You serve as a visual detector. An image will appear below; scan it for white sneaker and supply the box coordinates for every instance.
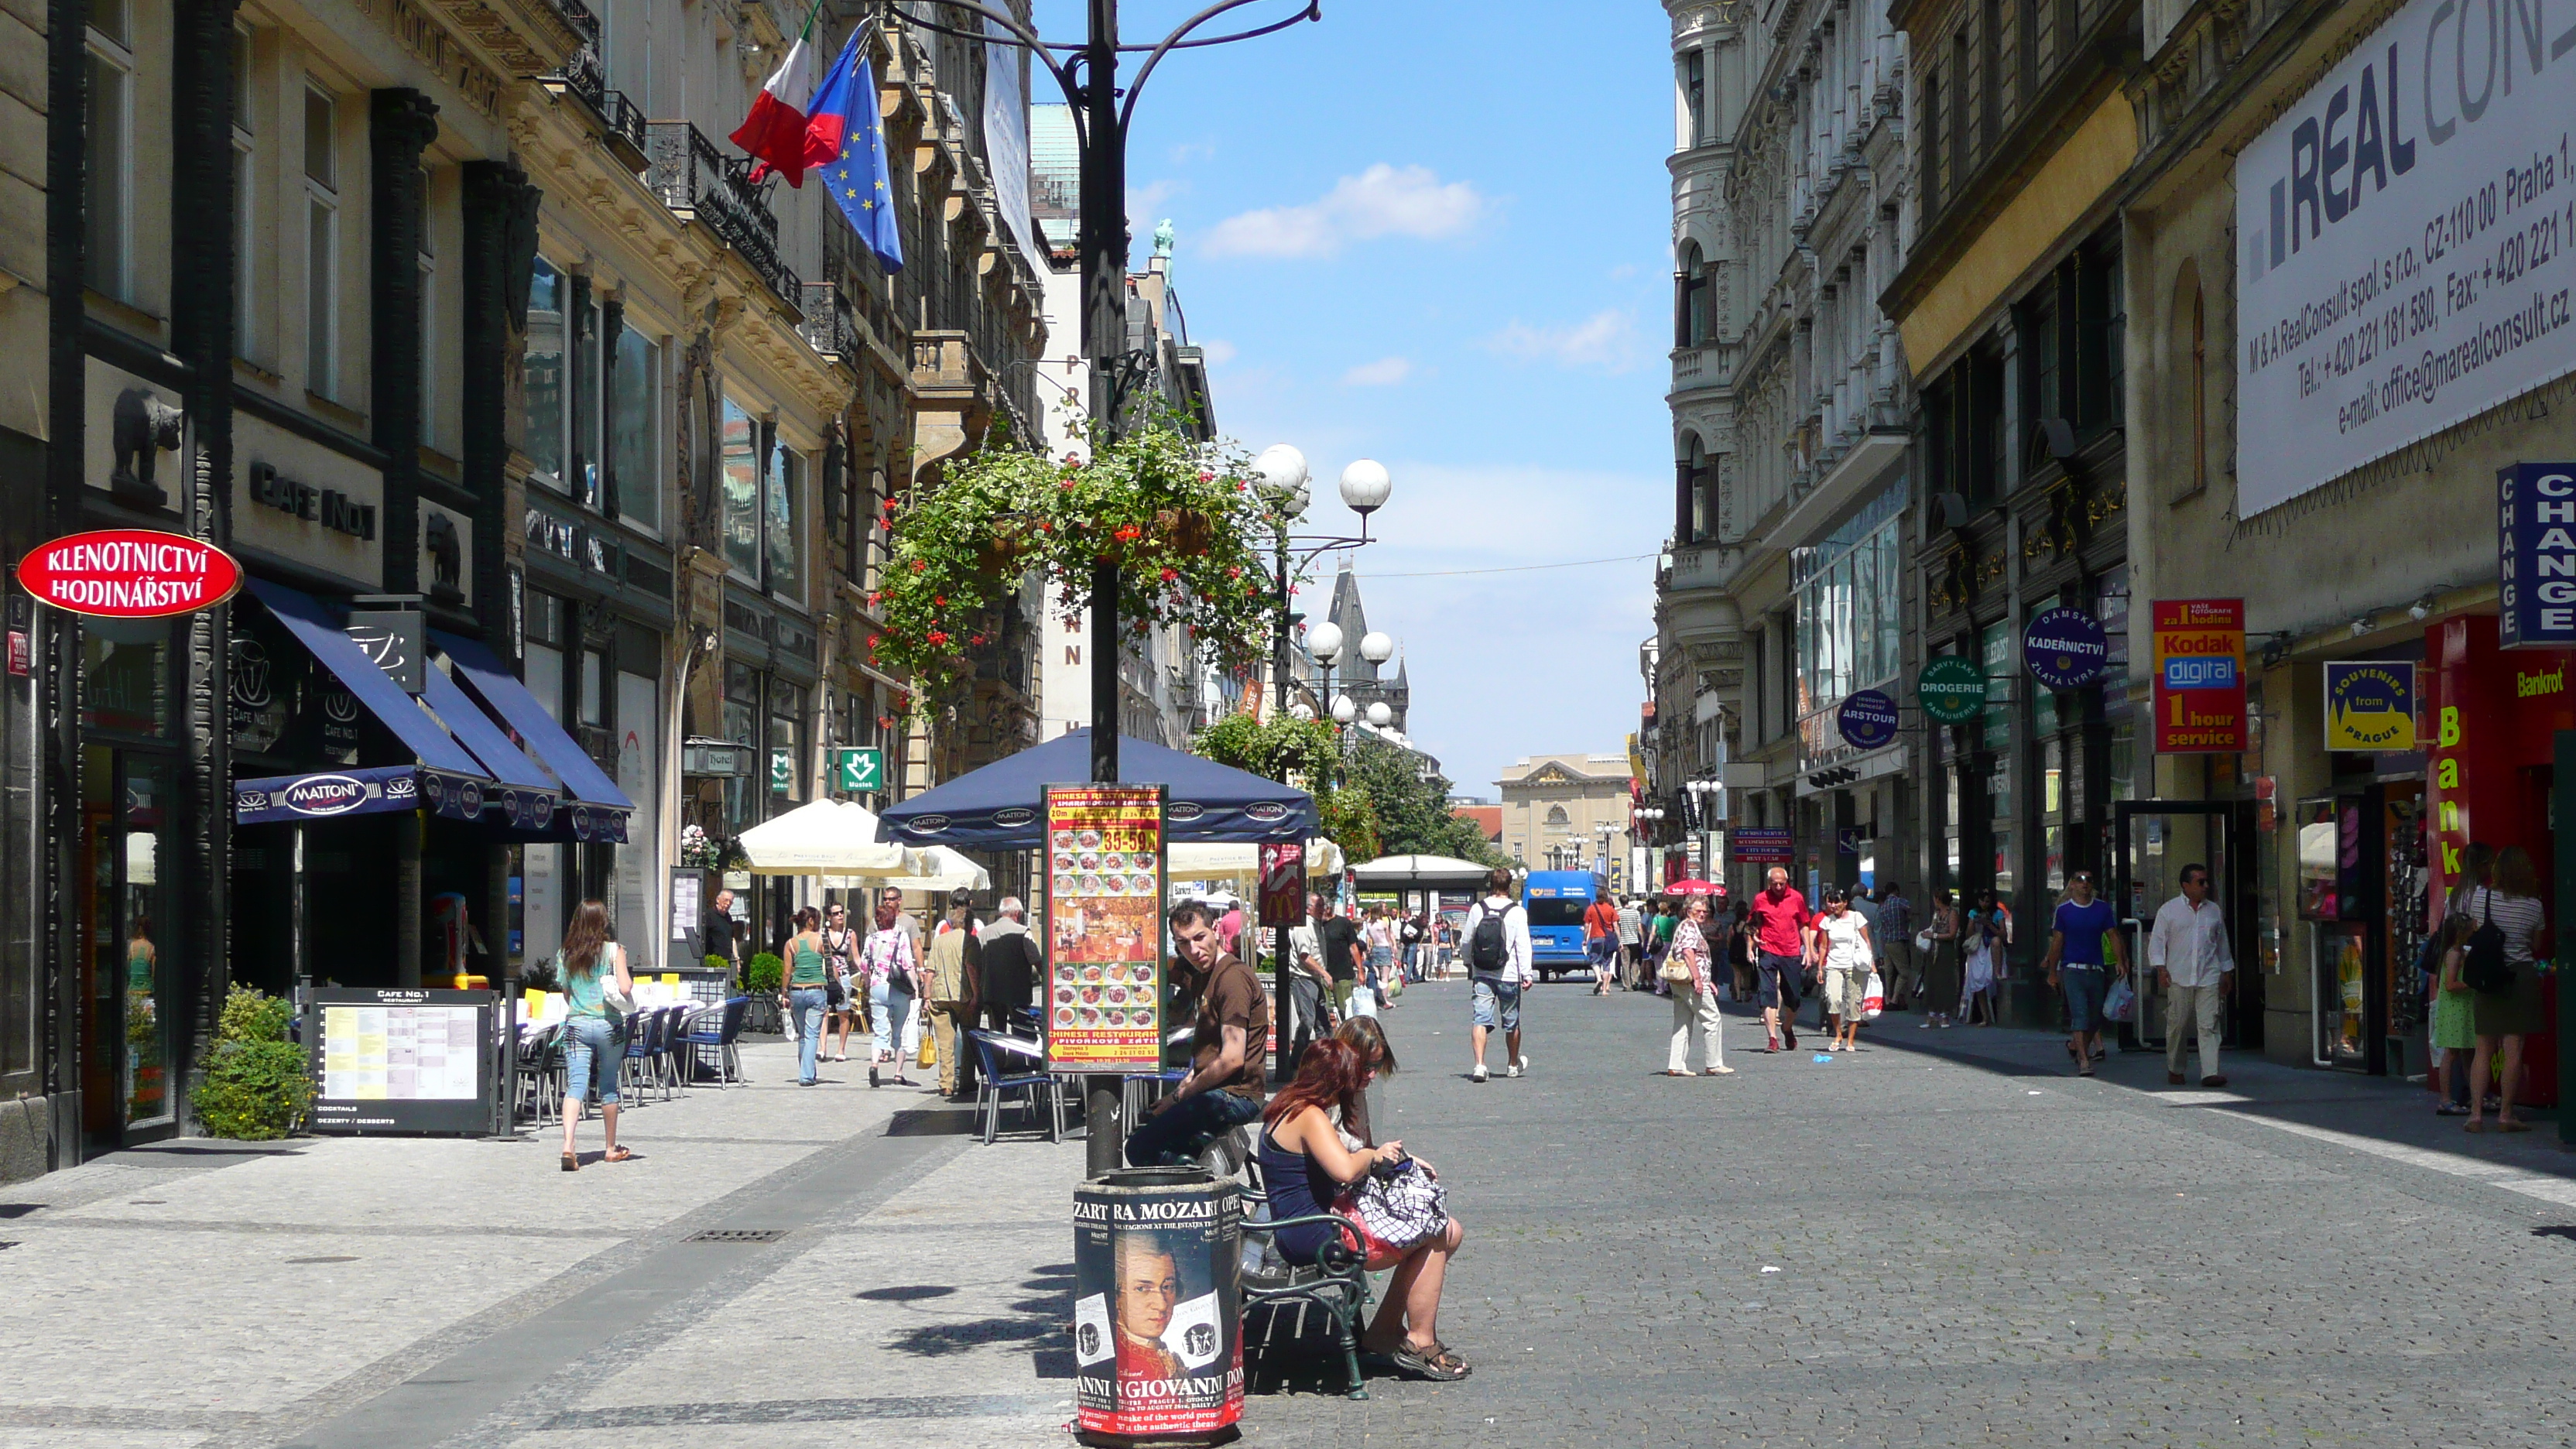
[1507,1057,1526,1078]
[1471,1064,1488,1082]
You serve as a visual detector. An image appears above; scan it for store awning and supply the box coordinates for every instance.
[432,630,635,843]
[420,663,560,831]
[240,581,495,823]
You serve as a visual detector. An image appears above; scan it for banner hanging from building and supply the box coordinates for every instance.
[2498,462,2576,648]
[2232,0,2576,517]
[1256,841,1304,926]
[2323,659,2419,750]
[2152,598,2247,752]
[1044,784,1166,1076]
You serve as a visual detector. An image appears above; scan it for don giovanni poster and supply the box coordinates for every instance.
[2234,0,2576,516]
[1072,1184,1244,1441]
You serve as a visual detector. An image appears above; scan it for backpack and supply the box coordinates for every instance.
[1468,901,1514,976]
[2461,890,2513,994]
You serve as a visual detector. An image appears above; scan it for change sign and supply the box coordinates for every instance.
[2152,598,2246,752]
[2498,462,2576,649]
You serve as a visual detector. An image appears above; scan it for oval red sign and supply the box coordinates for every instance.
[15,529,245,618]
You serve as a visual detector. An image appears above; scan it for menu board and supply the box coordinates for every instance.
[307,988,496,1135]
[1045,784,1166,1075]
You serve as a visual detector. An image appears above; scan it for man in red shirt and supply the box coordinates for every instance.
[1744,865,1812,1052]
[1582,896,1622,995]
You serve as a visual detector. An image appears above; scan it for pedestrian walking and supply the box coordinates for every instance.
[1362,906,1398,1009]
[1646,897,1679,996]
[1319,899,1363,1019]
[777,906,831,1087]
[1811,887,1873,1053]
[1662,896,1735,1076]
[924,889,983,1101]
[1461,867,1533,1082]
[1400,911,1427,984]
[820,902,862,1064]
[1285,895,1338,1067]
[554,899,633,1170]
[2427,909,2479,1115]
[1745,866,1810,1053]
[1125,902,1269,1166]
[1255,1038,1469,1381]
[1920,888,1962,1028]
[860,895,920,1088]
[1616,896,1645,990]
[1960,889,2009,1026]
[1875,882,1916,1010]
[2147,863,2232,1086]
[2461,844,2549,1133]
[2039,871,2123,1076]
[1728,897,1758,1002]
[1584,893,1622,995]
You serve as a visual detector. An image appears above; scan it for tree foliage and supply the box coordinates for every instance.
[1345,736,1510,868]
[1190,712,1380,861]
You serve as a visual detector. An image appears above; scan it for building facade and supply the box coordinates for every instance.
[2,0,1045,1179]
[1499,753,1637,874]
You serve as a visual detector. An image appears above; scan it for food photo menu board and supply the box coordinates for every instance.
[1045,784,1166,1075]
[306,988,497,1135]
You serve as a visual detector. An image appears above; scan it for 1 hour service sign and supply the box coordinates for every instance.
[1045,784,1166,1076]
[2153,598,2247,752]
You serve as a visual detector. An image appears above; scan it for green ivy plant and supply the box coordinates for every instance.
[190,985,313,1141]
[1191,713,1382,862]
[871,413,1291,694]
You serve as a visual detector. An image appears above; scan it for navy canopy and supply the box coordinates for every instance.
[876,729,1316,848]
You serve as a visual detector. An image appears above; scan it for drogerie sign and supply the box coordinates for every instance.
[16,529,244,618]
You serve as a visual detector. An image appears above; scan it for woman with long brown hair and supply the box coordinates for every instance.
[555,899,633,1171]
[2463,844,2550,1132]
[779,906,830,1087]
[1254,1038,1468,1381]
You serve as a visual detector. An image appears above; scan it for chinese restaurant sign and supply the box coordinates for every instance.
[17,529,242,617]
[2152,598,2246,752]
[1045,784,1166,1076]
[2323,659,2417,751]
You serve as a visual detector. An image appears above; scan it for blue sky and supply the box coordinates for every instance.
[1028,0,1677,796]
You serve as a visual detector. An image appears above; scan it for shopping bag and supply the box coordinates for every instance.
[917,1028,938,1068]
[1862,971,1886,1020]
[2103,976,2137,1023]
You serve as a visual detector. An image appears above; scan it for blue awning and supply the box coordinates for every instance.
[420,663,560,831]
[236,765,434,824]
[877,728,1316,848]
[432,630,634,842]
[243,581,497,823]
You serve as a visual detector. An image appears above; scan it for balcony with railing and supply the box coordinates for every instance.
[800,283,861,363]
[646,122,803,317]
[541,43,648,172]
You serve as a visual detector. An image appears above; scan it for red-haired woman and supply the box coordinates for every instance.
[1255,1038,1468,1381]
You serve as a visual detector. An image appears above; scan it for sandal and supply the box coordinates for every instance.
[1704,1066,1735,1075]
[1389,1342,1468,1382]
[601,1146,634,1163]
[2499,1120,2533,1133]
[560,1153,579,1173]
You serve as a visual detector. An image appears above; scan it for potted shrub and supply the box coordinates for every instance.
[191,985,315,1140]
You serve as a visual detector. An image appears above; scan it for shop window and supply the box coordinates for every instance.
[525,259,566,488]
[611,328,662,532]
[580,648,607,728]
[720,399,761,581]
[1678,433,1711,543]
[2078,245,2123,430]
[232,26,256,361]
[82,619,170,738]
[303,84,338,399]
[1980,619,2012,752]
[767,446,803,601]
[1680,48,1706,148]
[723,661,759,828]
[1677,242,1712,348]
[769,681,804,802]
[573,287,602,507]
[86,12,133,300]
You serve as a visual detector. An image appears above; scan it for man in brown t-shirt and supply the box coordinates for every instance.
[1124,901,1270,1168]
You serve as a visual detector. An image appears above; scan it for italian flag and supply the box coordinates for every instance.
[731,36,817,187]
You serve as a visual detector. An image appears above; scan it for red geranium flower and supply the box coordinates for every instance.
[912,560,927,573]
[927,631,949,646]
[1160,567,1178,582]
[1115,526,1141,542]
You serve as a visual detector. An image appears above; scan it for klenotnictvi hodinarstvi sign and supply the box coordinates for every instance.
[2233,0,2575,517]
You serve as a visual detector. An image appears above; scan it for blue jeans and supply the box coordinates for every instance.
[1125,1088,1266,1168]
[2060,967,2108,1033]
[871,979,915,1065]
[564,1016,623,1105]
[790,986,828,1084]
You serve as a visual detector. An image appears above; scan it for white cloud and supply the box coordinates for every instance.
[1483,310,1642,374]
[1197,339,1238,367]
[1203,165,1488,259]
[1340,356,1413,387]
[1127,179,1182,221]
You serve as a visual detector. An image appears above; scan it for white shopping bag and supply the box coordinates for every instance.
[1862,971,1886,1019]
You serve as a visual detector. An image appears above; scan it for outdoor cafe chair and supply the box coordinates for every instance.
[967,1030,1071,1145]
[681,998,751,1088]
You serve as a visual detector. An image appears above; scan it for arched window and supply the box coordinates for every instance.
[1676,243,1711,348]
[1545,804,1570,827]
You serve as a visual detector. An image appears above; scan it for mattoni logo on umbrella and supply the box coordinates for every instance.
[994,807,1035,827]
[284,775,372,817]
[1166,801,1207,821]
[911,814,951,834]
[1245,802,1286,823]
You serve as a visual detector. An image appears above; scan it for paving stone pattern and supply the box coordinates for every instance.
[4,997,2576,1447]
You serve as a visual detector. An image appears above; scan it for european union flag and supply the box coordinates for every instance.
[810,38,903,275]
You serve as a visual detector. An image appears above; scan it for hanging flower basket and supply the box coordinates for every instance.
[874,413,1291,693]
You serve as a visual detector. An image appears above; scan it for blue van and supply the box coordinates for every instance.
[1521,871,1599,981]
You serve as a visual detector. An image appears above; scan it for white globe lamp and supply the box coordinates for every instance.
[1254,444,1312,515]
[1331,695,1357,724]
[1358,630,1395,665]
[1303,621,1344,663]
[1338,460,1392,515]
[1365,701,1392,727]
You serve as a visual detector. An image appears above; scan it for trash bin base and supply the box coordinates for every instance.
[1074,1426,1243,1449]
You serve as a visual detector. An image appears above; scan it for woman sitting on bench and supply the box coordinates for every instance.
[1255,1038,1469,1381]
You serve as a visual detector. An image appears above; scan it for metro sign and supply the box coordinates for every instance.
[16,529,243,618]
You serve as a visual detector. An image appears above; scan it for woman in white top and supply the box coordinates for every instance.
[1810,886,1875,1053]
[2462,844,2550,1133]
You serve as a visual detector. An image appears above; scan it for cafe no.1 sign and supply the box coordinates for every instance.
[16,529,243,617]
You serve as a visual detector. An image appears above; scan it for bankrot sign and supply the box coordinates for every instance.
[16,529,242,618]
[2152,598,2246,752]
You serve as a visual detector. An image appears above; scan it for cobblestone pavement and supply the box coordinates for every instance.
[6,991,2576,1449]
